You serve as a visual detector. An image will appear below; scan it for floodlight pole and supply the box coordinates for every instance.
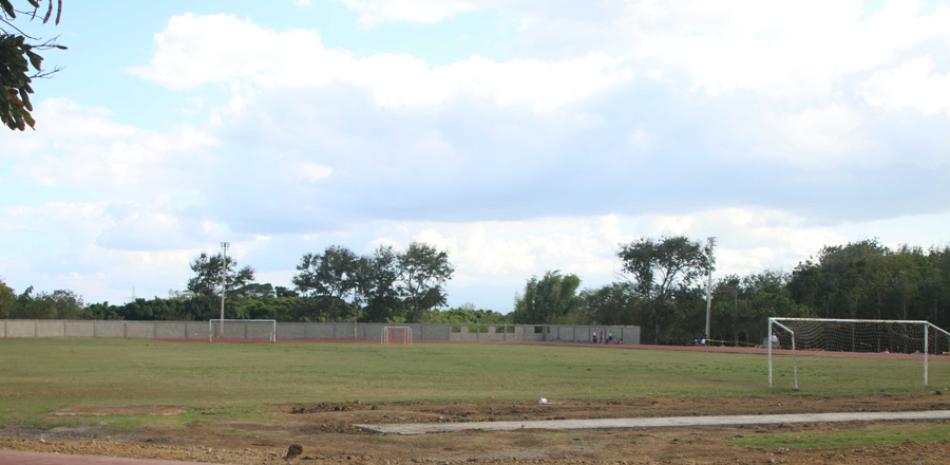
[704,237,716,340]
[219,242,229,337]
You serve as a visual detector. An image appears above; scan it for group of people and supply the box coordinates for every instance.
[591,330,616,344]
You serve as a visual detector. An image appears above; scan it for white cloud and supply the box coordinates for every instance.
[342,0,475,25]
[776,104,869,162]
[4,99,217,191]
[324,0,950,103]
[132,14,633,112]
[859,55,950,115]
[364,207,846,290]
[298,162,334,182]
[613,1,950,99]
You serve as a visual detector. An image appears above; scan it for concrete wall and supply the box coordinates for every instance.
[0,319,640,344]
[65,321,94,337]
[186,322,208,339]
[125,322,155,338]
[5,320,37,337]
[155,322,187,339]
[94,321,125,337]
[277,322,306,339]
[35,320,65,337]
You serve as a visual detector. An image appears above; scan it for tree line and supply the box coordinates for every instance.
[0,241,506,325]
[510,238,950,345]
[2,238,949,343]
[82,242,462,323]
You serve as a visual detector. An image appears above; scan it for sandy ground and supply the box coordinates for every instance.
[2,394,949,464]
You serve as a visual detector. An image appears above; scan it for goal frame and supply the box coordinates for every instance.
[768,317,950,389]
[381,325,413,345]
[208,318,277,343]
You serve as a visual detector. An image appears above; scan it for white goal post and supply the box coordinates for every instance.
[768,317,950,389]
[209,319,277,343]
[381,325,413,345]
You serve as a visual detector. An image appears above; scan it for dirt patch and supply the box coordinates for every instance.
[286,393,950,424]
[53,406,186,417]
[5,394,950,464]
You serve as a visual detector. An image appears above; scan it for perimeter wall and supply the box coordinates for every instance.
[0,320,640,344]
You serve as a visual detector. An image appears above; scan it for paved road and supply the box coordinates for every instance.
[357,409,950,435]
[0,450,222,465]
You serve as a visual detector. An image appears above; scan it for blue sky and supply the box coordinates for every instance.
[2,0,950,311]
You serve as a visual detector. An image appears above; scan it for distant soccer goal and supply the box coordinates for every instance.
[382,326,413,345]
[768,317,950,389]
[209,319,277,343]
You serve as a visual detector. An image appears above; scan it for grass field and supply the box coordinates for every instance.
[1,338,947,427]
[1,338,949,464]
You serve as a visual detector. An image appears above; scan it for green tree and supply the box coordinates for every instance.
[617,236,710,343]
[425,304,509,325]
[187,252,255,299]
[581,282,640,325]
[0,279,15,318]
[358,246,402,322]
[397,242,454,322]
[1,0,64,130]
[512,270,582,324]
[293,245,361,320]
[10,285,83,319]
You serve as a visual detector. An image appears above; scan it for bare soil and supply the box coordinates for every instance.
[3,394,950,464]
[53,407,186,417]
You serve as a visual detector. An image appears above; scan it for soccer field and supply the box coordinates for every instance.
[1,338,948,464]
[1,338,947,422]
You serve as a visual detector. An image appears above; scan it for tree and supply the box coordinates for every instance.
[581,282,640,325]
[357,246,403,322]
[0,278,16,318]
[186,252,255,299]
[1,0,65,130]
[10,285,83,319]
[425,304,509,325]
[617,236,710,343]
[397,242,454,322]
[512,270,582,324]
[293,245,361,320]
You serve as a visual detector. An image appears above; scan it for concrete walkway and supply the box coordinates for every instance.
[357,409,950,435]
[0,450,220,465]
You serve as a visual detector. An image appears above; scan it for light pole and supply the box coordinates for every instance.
[219,241,229,336]
[704,236,716,341]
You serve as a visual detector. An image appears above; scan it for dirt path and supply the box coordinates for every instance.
[0,450,223,465]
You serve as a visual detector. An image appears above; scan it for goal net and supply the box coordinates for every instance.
[209,319,277,343]
[768,317,950,389]
[381,326,413,345]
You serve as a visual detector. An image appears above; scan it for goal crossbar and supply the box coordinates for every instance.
[209,319,277,343]
[768,317,949,389]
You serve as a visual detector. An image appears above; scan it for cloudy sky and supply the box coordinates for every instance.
[2,0,949,311]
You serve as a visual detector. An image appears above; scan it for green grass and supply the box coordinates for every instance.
[0,338,947,430]
[731,423,950,449]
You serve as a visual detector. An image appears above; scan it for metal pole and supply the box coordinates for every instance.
[791,331,799,390]
[704,237,716,339]
[924,323,929,386]
[768,318,773,388]
[219,242,229,337]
